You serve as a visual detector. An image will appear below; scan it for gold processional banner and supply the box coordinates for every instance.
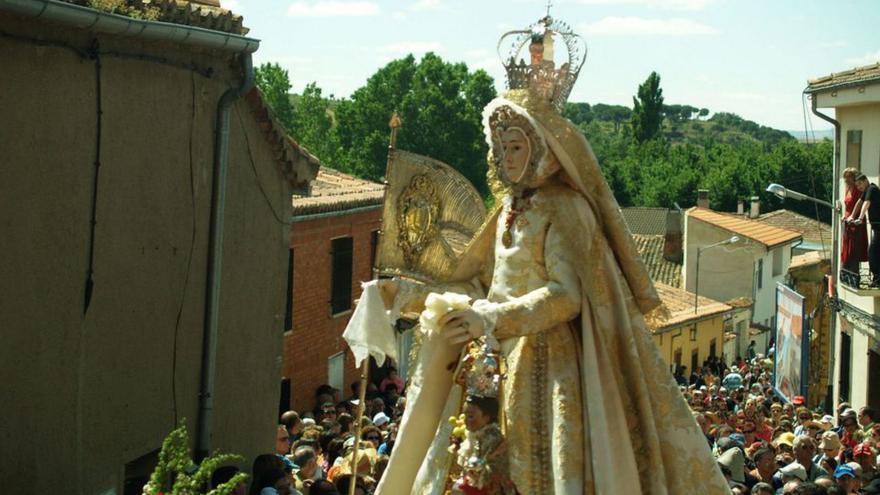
[375,149,487,284]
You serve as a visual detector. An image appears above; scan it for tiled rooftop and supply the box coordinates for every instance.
[650,282,733,332]
[688,207,802,248]
[244,88,320,193]
[789,250,830,270]
[621,207,670,236]
[754,210,831,246]
[807,62,880,93]
[61,0,248,35]
[632,234,682,288]
[292,167,384,216]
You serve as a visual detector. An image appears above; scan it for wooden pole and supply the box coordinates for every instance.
[349,359,370,495]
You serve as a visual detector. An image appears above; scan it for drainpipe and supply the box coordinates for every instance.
[808,91,840,412]
[196,53,255,461]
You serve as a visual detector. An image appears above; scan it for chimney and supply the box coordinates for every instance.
[663,208,683,263]
[749,196,760,219]
[737,199,744,215]
[697,189,710,209]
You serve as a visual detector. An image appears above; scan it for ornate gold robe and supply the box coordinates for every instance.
[375,92,730,495]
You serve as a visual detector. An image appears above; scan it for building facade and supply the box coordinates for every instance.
[650,283,736,373]
[283,168,384,414]
[683,205,802,358]
[0,2,320,492]
[806,63,880,413]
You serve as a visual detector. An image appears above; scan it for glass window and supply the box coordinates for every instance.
[756,259,764,290]
[328,352,344,394]
[330,237,353,314]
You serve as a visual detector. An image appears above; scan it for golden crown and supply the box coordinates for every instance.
[498,15,587,111]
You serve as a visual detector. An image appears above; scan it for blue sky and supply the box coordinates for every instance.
[229,0,880,132]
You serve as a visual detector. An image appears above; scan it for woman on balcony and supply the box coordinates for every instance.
[842,167,868,281]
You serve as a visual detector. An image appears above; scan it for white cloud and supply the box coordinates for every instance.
[410,0,441,11]
[845,49,880,68]
[286,1,378,17]
[378,41,444,54]
[391,10,407,20]
[577,0,713,11]
[582,16,719,36]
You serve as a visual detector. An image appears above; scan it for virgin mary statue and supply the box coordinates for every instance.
[373,15,730,495]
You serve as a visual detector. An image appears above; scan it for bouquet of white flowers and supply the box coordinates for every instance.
[419,291,472,334]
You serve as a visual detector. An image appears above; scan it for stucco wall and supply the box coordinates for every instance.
[0,15,290,494]
[653,316,725,373]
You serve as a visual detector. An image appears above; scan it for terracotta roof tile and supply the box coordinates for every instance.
[622,207,670,235]
[62,0,249,35]
[807,62,880,94]
[650,282,733,332]
[243,88,320,193]
[633,234,682,288]
[292,167,384,216]
[754,210,831,246]
[789,250,829,270]
[688,207,802,248]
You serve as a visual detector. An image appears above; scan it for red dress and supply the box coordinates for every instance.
[842,186,869,266]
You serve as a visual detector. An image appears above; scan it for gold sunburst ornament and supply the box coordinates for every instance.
[397,174,441,268]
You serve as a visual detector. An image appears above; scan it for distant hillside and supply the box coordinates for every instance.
[563,102,794,146]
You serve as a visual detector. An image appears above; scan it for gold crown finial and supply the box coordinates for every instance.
[497,14,587,111]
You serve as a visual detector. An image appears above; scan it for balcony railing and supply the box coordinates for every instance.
[840,266,880,292]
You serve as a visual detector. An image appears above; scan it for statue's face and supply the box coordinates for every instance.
[500,128,530,184]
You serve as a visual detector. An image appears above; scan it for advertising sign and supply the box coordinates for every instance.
[774,284,808,403]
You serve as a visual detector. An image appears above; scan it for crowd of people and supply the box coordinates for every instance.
[203,354,880,495]
[214,368,406,495]
[679,354,880,494]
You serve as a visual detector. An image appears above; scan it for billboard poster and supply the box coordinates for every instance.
[774,283,808,403]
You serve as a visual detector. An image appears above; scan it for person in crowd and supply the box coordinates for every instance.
[337,413,354,435]
[792,435,829,482]
[254,468,297,495]
[292,445,322,493]
[308,479,340,495]
[251,454,287,495]
[834,464,858,494]
[778,461,808,486]
[360,425,383,449]
[794,408,813,436]
[860,407,878,433]
[871,424,880,449]
[319,402,338,423]
[854,173,880,286]
[281,411,304,444]
[840,409,865,449]
[751,444,781,490]
[750,481,774,494]
[379,367,405,394]
[840,167,868,276]
[210,465,247,495]
[372,411,391,431]
[378,422,398,455]
[275,425,298,473]
[383,383,401,413]
[333,474,368,495]
[853,442,876,482]
[816,431,842,465]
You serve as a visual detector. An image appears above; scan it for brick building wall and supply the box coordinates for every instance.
[283,206,382,413]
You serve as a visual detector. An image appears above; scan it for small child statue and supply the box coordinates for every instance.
[449,341,518,495]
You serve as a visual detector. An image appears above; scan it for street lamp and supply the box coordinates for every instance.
[766,183,835,210]
[694,235,740,313]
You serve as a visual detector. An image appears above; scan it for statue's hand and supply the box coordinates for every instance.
[438,309,483,345]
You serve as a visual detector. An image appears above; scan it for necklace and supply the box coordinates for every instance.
[501,189,536,248]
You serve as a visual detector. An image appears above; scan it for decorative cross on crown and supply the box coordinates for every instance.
[497,15,587,111]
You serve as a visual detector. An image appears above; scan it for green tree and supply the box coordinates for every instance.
[563,102,593,126]
[631,71,665,143]
[331,53,496,193]
[254,62,295,129]
[290,82,336,162]
[698,108,709,119]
